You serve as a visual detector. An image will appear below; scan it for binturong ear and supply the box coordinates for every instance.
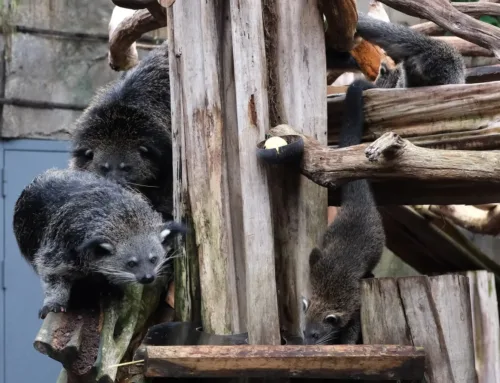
[309,247,323,268]
[77,237,114,257]
[160,221,188,244]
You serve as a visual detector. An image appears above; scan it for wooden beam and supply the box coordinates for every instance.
[378,0,500,59]
[230,0,280,345]
[327,82,500,149]
[144,345,426,379]
[466,271,500,383]
[263,0,327,338]
[467,65,500,83]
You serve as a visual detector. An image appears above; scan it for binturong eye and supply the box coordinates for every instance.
[150,256,158,264]
[324,314,340,326]
[127,260,138,268]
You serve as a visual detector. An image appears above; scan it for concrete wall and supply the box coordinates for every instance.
[0,0,165,140]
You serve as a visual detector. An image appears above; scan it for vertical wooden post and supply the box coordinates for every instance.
[263,0,328,337]
[361,275,477,383]
[229,0,281,345]
[167,1,241,334]
[466,271,500,383]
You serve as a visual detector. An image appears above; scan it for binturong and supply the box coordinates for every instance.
[302,79,385,345]
[356,13,466,88]
[13,169,185,319]
[70,41,174,220]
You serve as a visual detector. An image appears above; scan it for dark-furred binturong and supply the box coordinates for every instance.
[356,14,466,88]
[70,41,174,221]
[303,79,385,345]
[13,168,185,319]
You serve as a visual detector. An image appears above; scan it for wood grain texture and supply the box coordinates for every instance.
[433,36,493,57]
[168,0,239,334]
[229,0,280,345]
[378,0,500,59]
[465,271,500,383]
[362,276,477,383]
[327,82,500,150]
[144,345,425,379]
[167,6,201,325]
[263,0,327,339]
[429,275,477,383]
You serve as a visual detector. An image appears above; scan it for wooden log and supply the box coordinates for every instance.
[327,82,500,148]
[467,65,500,83]
[263,0,327,339]
[229,0,280,345]
[377,0,500,59]
[269,125,500,190]
[144,345,426,379]
[168,1,240,334]
[465,271,500,383]
[361,276,478,383]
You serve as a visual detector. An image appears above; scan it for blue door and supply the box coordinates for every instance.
[1,139,70,383]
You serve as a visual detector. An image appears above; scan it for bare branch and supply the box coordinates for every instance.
[422,204,500,235]
[319,0,358,51]
[108,7,166,71]
[378,0,500,59]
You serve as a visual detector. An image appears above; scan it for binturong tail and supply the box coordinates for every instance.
[356,13,437,61]
[338,79,377,208]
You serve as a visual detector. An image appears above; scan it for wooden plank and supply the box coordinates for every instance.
[229,0,280,345]
[429,275,477,383]
[168,0,240,333]
[166,4,201,325]
[465,271,500,383]
[327,82,500,148]
[144,345,425,379]
[362,276,479,383]
[263,0,327,338]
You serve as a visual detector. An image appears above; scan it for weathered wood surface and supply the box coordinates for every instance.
[263,0,327,339]
[467,65,500,83]
[168,1,240,334]
[361,276,478,383]
[270,125,500,193]
[144,345,425,379]
[380,206,500,277]
[230,0,280,345]
[327,82,500,149]
[466,271,500,383]
[378,0,500,58]
[166,6,201,325]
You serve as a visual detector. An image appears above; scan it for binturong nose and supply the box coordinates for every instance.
[139,274,155,284]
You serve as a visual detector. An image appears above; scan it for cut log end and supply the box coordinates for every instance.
[365,132,406,162]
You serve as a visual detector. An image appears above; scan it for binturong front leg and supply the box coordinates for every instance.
[39,275,72,319]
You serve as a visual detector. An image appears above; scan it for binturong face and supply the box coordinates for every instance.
[79,222,186,285]
[302,296,348,345]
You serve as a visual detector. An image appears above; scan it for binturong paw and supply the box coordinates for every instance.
[38,302,67,319]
